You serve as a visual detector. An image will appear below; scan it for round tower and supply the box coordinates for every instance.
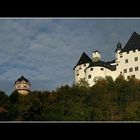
[92,50,101,62]
[14,75,31,95]
[117,42,122,50]
[115,42,122,63]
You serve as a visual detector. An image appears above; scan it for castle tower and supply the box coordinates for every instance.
[92,50,101,62]
[14,75,31,95]
[115,42,122,63]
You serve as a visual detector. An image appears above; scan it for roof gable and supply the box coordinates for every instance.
[74,52,92,69]
[15,75,30,85]
[121,32,140,52]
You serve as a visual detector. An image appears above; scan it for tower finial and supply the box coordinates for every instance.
[117,42,122,49]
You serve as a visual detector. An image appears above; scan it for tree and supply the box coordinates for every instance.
[76,78,90,88]
[0,91,9,107]
[9,91,19,104]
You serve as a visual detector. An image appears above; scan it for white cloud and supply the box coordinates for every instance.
[0,18,140,94]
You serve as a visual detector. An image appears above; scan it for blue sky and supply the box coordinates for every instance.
[0,18,140,95]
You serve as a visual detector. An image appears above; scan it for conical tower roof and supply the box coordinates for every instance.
[121,32,140,52]
[15,75,30,85]
[74,52,92,69]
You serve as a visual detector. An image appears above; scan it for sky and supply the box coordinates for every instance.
[0,18,140,95]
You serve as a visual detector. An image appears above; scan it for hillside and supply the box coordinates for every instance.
[0,75,140,121]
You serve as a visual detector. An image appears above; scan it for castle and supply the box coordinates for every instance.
[74,32,140,86]
[14,75,31,95]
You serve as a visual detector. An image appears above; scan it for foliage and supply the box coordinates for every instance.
[1,76,140,121]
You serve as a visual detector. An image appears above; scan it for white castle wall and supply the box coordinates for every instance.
[16,90,29,95]
[74,41,140,86]
[116,49,140,80]
[74,63,90,84]
[85,66,114,86]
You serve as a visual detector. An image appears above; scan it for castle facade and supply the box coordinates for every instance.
[74,32,140,86]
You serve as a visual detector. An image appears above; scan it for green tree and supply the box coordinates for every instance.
[76,78,90,88]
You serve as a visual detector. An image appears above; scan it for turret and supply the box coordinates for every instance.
[92,50,101,62]
[14,75,31,95]
[115,42,122,63]
[116,42,122,51]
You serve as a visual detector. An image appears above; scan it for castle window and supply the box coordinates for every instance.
[135,66,139,71]
[76,70,79,75]
[127,76,130,80]
[129,68,133,72]
[120,53,123,58]
[88,75,91,79]
[17,85,21,88]
[125,59,128,63]
[135,57,138,61]
[90,68,93,71]
[101,68,104,70]
[84,64,86,67]
[132,75,135,78]
[133,50,136,52]
[127,51,129,54]
[124,69,127,73]
[120,72,122,74]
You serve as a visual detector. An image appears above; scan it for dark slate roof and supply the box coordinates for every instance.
[121,32,140,52]
[15,75,30,84]
[74,52,92,69]
[85,61,116,71]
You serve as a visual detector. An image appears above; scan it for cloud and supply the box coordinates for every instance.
[0,18,140,94]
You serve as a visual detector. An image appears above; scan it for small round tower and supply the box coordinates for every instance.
[116,42,122,51]
[92,50,101,62]
[14,75,31,95]
[115,42,122,63]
